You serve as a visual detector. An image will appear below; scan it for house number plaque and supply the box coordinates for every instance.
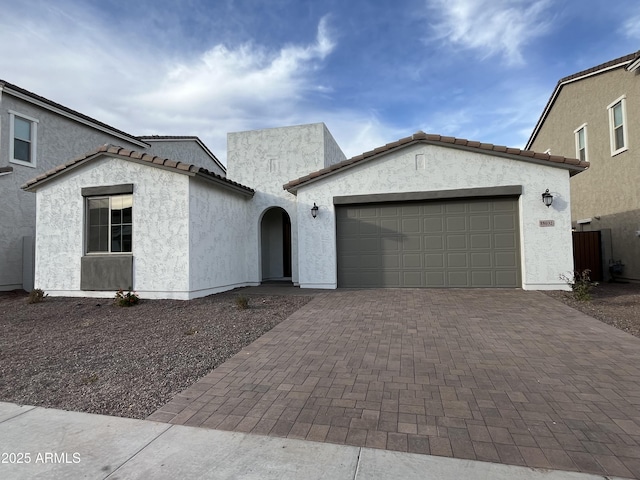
[539,220,555,227]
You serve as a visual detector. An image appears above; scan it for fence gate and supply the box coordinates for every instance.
[572,231,602,281]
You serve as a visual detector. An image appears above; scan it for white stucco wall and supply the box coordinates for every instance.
[1,94,146,291]
[226,123,346,285]
[34,157,191,298]
[294,143,574,290]
[188,177,255,297]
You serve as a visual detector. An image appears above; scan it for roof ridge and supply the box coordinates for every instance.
[283,132,588,191]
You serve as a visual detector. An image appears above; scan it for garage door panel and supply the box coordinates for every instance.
[403,236,421,250]
[471,252,492,268]
[447,235,467,250]
[336,198,520,288]
[424,218,444,233]
[446,216,466,231]
[426,271,445,286]
[425,254,444,268]
[403,271,422,287]
[495,252,517,267]
[471,271,493,286]
[494,214,516,230]
[470,234,491,249]
[447,253,468,268]
[496,270,518,287]
[448,271,469,286]
[402,253,422,268]
[470,215,491,231]
[359,237,380,252]
[382,271,401,286]
[494,233,516,248]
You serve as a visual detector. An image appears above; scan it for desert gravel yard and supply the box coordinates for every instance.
[0,290,311,419]
[1,282,639,422]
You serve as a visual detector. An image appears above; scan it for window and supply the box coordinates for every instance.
[9,111,38,167]
[607,96,628,155]
[86,195,133,253]
[574,124,588,162]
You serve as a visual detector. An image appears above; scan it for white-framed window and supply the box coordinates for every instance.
[86,194,133,253]
[574,123,588,162]
[607,95,628,156]
[9,110,38,167]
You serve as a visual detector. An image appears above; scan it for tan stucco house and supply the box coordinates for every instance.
[527,50,640,282]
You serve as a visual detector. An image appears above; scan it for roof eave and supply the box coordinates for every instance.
[3,84,149,149]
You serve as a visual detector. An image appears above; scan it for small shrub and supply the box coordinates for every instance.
[27,288,48,304]
[235,295,249,310]
[560,270,598,301]
[114,289,140,307]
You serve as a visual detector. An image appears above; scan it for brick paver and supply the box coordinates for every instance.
[149,289,640,477]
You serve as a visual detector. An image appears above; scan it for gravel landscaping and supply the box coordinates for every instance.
[544,281,640,338]
[0,290,311,419]
[1,282,638,422]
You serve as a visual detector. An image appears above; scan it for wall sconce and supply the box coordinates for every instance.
[311,203,319,218]
[542,189,553,208]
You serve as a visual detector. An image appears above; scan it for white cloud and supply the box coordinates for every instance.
[622,14,640,39]
[0,4,351,163]
[426,0,554,65]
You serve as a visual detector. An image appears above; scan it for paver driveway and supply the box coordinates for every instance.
[149,289,640,478]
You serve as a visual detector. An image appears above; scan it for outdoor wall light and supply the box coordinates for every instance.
[311,203,319,218]
[542,189,553,207]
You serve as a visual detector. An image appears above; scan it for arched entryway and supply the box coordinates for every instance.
[260,207,292,281]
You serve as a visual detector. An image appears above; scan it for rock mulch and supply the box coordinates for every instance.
[0,290,311,419]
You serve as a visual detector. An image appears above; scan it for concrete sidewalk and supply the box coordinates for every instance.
[0,402,629,479]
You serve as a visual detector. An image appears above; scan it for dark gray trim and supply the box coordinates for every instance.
[333,185,522,205]
[81,255,133,291]
[82,184,134,197]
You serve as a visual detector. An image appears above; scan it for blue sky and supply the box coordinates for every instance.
[1,0,639,163]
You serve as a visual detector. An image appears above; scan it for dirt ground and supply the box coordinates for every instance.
[0,290,311,419]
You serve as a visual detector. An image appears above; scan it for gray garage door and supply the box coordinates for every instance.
[336,198,520,288]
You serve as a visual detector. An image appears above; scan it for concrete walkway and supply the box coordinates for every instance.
[150,289,640,478]
[0,401,626,479]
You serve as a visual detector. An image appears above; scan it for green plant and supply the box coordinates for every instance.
[560,269,598,301]
[235,295,249,310]
[114,289,140,307]
[27,288,48,304]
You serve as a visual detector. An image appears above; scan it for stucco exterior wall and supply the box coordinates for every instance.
[529,68,640,279]
[226,123,346,285]
[188,177,254,297]
[0,93,146,290]
[294,143,573,290]
[145,140,226,176]
[34,157,191,298]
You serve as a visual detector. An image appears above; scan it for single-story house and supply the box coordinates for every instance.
[22,123,588,299]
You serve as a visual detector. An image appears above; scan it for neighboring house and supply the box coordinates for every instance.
[0,80,223,291]
[23,123,587,299]
[526,51,640,281]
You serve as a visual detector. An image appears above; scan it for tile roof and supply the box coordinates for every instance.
[526,50,640,149]
[21,145,254,196]
[283,131,588,192]
[0,80,148,148]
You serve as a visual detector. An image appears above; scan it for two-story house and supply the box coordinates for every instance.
[0,80,224,292]
[526,51,640,282]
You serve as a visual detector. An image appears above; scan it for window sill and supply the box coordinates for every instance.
[611,147,628,157]
[10,159,36,168]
